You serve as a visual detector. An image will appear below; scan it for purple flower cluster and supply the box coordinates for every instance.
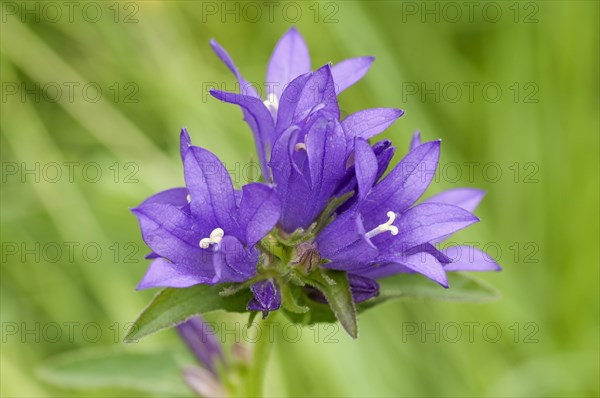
[132,28,500,320]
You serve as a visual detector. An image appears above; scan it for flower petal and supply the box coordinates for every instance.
[317,210,378,268]
[266,27,311,101]
[180,128,192,162]
[270,126,311,232]
[210,39,259,98]
[389,203,480,250]
[331,56,375,94]
[138,187,188,208]
[131,203,211,268]
[354,138,378,200]
[274,72,312,137]
[334,139,396,214]
[237,183,281,247]
[369,252,449,287]
[409,130,421,150]
[271,112,347,233]
[361,140,440,229]
[425,188,486,213]
[292,64,339,123]
[213,235,258,283]
[424,188,486,243]
[443,246,502,272]
[348,273,380,303]
[270,125,301,184]
[406,243,452,264]
[247,279,282,319]
[183,146,238,232]
[373,139,396,182]
[306,115,346,191]
[300,115,347,225]
[341,108,404,147]
[136,257,213,290]
[209,90,274,180]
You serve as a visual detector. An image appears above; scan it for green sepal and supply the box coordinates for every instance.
[276,276,309,314]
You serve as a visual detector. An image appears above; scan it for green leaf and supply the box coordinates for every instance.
[125,284,252,342]
[37,347,193,396]
[304,270,358,338]
[359,272,500,312]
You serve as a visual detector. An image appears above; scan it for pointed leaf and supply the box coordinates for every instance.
[304,270,358,338]
[125,284,252,342]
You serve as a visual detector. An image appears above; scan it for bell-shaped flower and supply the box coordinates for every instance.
[132,130,281,289]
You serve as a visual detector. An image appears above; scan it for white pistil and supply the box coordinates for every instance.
[199,228,224,249]
[263,93,279,114]
[295,143,307,151]
[365,211,399,239]
[186,194,191,203]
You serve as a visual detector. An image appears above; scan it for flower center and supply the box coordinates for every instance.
[365,211,399,239]
[199,228,224,249]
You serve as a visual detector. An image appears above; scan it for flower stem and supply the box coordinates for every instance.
[244,315,276,397]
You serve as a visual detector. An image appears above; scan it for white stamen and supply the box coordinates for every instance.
[199,228,225,249]
[295,143,307,151]
[365,211,399,239]
[186,194,191,203]
[263,93,279,114]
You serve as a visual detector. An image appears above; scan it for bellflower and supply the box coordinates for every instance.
[131,27,500,338]
[316,134,500,289]
[209,27,404,182]
[132,129,280,288]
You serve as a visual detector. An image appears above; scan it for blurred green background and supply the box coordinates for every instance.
[1,1,598,396]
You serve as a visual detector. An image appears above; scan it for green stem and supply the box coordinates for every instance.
[244,315,277,397]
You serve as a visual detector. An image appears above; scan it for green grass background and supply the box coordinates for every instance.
[1,1,598,396]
